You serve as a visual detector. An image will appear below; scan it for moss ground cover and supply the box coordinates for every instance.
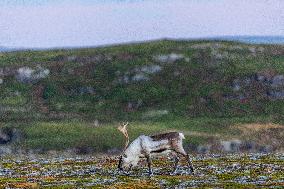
[0,153,283,188]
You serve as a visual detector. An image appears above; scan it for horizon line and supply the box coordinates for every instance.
[1,35,284,51]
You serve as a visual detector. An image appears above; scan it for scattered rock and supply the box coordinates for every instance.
[240,141,256,152]
[79,86,95,95]
[153,53,184,63]
[132,73,149,82]
[220,140,242,152]
[197,145,211,154]
[132,65,162,81]
[140,65,162,74]
[229,73,284,100]
[271,75,284,88]
[0,127,15,144]
[142,110,169,119]
[267,90,284,99]
[243,77,252,86]
[16,66,50,83]
[118,65,162,84]
[249,47,256,55]
[67,55,77,62]
[255,74,266,82]
[258,145,272,153]
[232,79,241,91]
[0,145,12,155]
[258,47,265,53]
[93,120,99,127]
[0,67,16,77]
[0,78,3,84]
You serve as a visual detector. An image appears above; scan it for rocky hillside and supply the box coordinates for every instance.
[0,39,284,153]
[1,40,283,121]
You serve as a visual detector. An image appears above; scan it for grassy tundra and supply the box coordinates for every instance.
[0,39,283,153]
[0,154,283,188]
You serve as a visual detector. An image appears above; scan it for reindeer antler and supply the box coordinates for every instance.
[117,122,129,151]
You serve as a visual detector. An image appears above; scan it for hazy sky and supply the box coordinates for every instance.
[0,0,283,48]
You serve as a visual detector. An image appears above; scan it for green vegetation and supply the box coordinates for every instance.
[0,40,283,152]
[0,154,283,188]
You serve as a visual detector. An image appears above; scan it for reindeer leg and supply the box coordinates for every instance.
[171,154,179,175]
[145,154,153,176]
[118,155,123,171]
[174,149,194,174]
[128,164,133,173]
[185,154,194,174]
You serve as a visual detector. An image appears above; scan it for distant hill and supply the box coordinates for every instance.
[0,46,25,52]
[0,39,283,153]
[208,36,284,44]
[0,36,283,52]
[0,46,10,52]
[0,39,283,121]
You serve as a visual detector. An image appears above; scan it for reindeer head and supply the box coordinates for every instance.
[118,152,139,171]
[117,122,143,171]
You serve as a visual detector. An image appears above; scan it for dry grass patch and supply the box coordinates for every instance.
[236,123,284,133]
[185,131,222,138]
[234,123,284,149]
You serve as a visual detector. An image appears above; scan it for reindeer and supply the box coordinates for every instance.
[117,122,194,176]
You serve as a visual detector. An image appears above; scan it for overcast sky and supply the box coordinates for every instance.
[0,0,283,48]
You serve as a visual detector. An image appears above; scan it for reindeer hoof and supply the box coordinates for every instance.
[189,166,194,174]
[170,171,177,176]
